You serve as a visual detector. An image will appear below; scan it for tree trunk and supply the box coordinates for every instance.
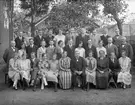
[31,0,35,37]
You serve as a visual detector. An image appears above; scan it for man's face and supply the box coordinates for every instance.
[11,41,16,47]
[29,39,34,45]
[19,32,23,37]
[49,41,54,45]
[39,30,43,36]
[121,37,126,44]
[108,38,112,44]
[31,53,35,59]
[75,51,80,58]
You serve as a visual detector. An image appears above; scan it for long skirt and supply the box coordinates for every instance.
[46,71,58,83]
[8,71,20,81]
[117,72,132,85]
[59,70,72,89]
[86,71,96,85]
[96,70,109,89]
[20,71,31,82]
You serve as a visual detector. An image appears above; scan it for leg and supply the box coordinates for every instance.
[72,72,77,90]
[54,82,58,92]
[81,72,86,90]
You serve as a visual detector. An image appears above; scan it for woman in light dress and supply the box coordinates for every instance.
[47,54,59,92]
[8,52,20,90]
[38,53,49,90]
[85,51,97,87]
[18,42,26,59]
[96,40,107,58]
[37,40,47,60]
[117,50,132,89]
[75,41,85,58]
[18,52,31,90]
[59,51,72,89]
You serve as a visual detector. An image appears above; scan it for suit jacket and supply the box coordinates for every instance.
[15,37,24,49]
[64,45,75,60]
[109,58,120,72]
[70,57,86,72]
[3,47,18,64]
[75,35,89,50]
[85,45,97,59]
[118,43,133,60]
[30,58,39,71]
[100,35,109,46]
[26,45,38,59]
[34,35,45,48]
[105,44,118,57]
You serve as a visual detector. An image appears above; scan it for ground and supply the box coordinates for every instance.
[0,63,135,105]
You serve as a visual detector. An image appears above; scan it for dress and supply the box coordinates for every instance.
[96,57,109,89]
[85,57,97,85]
[75,48,85,58]
[8,58,20,81]
[46,60,59,83]
[117,57,132,85]
[59,57,72,89]
[18,59,31,81]
[37,47,47,60]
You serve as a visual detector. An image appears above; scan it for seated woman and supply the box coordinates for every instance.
[38,53,48,90]
[109,52,120,83]
[117,50,132,89]
[47,54,59,92]
[18,52,31,90]
[8,52,20,90]
[96,50,109,89]
[59,51,72,89]
[85,50,97,89]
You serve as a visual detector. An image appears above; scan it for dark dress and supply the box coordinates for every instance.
[15,37,25,50]
[109,58,120,83]
[96,57,109,89]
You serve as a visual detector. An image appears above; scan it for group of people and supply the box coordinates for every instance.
[3,27,133,92]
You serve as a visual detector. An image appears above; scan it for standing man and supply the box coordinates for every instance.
[70,50,86,90]
[105,37,118,58]
[34,29,45,48]
[118,36,133,60]
[113,29,122,47]
[15,31,25,50]
[26,38,38,59]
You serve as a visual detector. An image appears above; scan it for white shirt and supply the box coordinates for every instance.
[96,47,107,57]
[54,35,65,47]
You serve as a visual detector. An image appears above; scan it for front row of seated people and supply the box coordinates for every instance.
[8,49,132,92]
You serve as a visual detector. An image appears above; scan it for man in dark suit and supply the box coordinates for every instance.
[70,50,86,90]
[34,29,45,48]
[30,52,40,91]
[26,38,38,59]
[3,40,18,85]
[75,28,89,50]
[64,39,75,60]
[85,39,97,58]
[15,31,25,50]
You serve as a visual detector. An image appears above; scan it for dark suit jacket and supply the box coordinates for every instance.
[30,58,39,70]
[34,35,45,48]
[109,58,120,72]
[85,45,97,59]
[3,47,18,64]
[100,35,110,46]
[64,45,75,60]
[26,45,38,59]
[75,35,89,50]
[70,57,86,72]
[15,37,24,50]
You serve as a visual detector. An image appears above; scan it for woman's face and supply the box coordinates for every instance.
[59,42,63,47]
[122,52,126,57]
[79,42,83,47]
[99,50,105,58]
[63,51,67,58]
[41,41,46,47]
[22,54,26,59]
[89,52,93,57]
[42,54,47,60]
[14,53,18,60]
[52,54,57,60]
[99,41,103,47]
[21,44,25,49]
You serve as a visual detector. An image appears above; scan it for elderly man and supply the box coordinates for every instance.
[75,28,89,50]
[71,50,86,90]
[3,40,18,84]
[105,37,118,58]
[15,31,25,50]
[118,36,133,60]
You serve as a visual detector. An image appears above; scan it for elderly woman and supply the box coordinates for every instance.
[38,53,49,90]
[109,52,120,83]
[8,52,20,90]
[96,50,109,89]
[117,50,132,89]
[18,52,31,90]
[59,51,72,89]
[37,40,47,60]
[47,54,59,92]
[85,51,97,88]
[96,40,107,58]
